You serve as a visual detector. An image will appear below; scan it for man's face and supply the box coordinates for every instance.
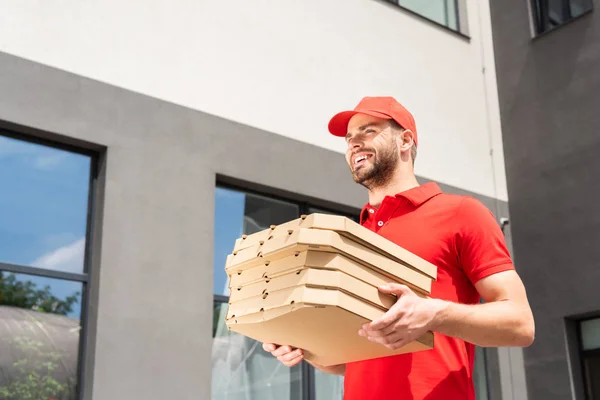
[344,113,399,189]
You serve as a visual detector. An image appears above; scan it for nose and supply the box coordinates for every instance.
[347,135,362,150]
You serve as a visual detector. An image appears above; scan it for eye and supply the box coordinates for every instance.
[365,129,376,134]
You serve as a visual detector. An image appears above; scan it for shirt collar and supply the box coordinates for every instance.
[359,182,443,224]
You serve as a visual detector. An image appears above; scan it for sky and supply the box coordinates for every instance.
[213,187,246,297]
[0,134,91,319]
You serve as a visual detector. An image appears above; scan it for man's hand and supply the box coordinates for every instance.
[262,343,347,375]
[262,343,304,367]
[360,270,535,349]
[359,283,441,350]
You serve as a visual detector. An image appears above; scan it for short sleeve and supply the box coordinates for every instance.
[454,197,515,284]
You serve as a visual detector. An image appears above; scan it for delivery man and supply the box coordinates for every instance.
[262,96,535,400]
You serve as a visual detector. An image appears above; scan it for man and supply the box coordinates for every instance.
[262,96,534,399]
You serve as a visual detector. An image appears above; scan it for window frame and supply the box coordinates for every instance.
[577,316,600,400]
[380,0,469,38]
[0,128,100,400]
[531,0,594,36]
[212,181,361,400]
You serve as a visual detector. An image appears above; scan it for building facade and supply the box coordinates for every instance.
[489,0,600,399]
[0,0,529,399]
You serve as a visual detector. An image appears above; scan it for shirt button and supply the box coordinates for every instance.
[369,209,375,214]
[377,221,384,227]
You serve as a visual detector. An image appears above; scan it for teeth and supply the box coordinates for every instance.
[356,155,367,163]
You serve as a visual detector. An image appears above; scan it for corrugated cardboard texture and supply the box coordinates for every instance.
[233,213,437,279]
[226,228,432,294]
[228,268,398,310]
[228,250,411,290]
[226,299,434,366]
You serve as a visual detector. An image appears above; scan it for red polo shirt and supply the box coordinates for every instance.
[343,182,514,400]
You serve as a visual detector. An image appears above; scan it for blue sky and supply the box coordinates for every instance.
[213,187,246,296]
[0,135,91,319]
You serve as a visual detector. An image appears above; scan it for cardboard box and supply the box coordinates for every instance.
[226,227,433,294]
[225,285,434,366]
[233,213,437,279]
[228,250,429,299]
[224,213,438,366]
[228,267,398,310]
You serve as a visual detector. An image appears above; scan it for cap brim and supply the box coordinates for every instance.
[327,110,392,137]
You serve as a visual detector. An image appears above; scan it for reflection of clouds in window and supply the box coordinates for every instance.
[31,237,86,274]
[0,134,91,272]
[34,153,66,171]
[0,136,67,171]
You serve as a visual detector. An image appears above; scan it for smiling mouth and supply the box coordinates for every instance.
[353,154,373,168]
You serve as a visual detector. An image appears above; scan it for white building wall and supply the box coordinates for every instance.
[0,0,507,201]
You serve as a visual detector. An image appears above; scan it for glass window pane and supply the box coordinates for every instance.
[473,347,489,400]
[570,0,593,18]
[583,351,600,399]
[0,135,91,273]
[307,207,360,223]
[397,0,458,29]
[315,369,344,400]
[212,301,303,400]
[446,0,458,30]
[581,318,600,350]
[0,270,83,399]
[213,187,299,296]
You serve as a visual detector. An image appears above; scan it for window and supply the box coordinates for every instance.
[212,185,359,400]
[386,0,461,31]
[532,0,594,34]
[0,131,96,400]
[578,317,600,399]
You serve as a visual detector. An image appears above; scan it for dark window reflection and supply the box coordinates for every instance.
[0,134,91,273]
[0,271,82,400]
[213,187,298,296]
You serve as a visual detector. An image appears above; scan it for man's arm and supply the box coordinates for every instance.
[430,269,534,347]
[359,270,535,349]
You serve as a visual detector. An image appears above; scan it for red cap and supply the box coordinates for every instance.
[328,96,418,146]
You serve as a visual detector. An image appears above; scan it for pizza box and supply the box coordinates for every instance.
[232,213,436,280]
[228,250,422,294]
[225,285,434,366]
[226,227,433,294]
[228,267,399,310]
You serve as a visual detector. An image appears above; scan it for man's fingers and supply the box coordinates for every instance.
[263,343,305,367]
[262,343,276,352]
[361,322,398,338]
[378,283,411,296]
[368,333,404,349]
[278,350,304,366]
[276,348,303,363]
[364,304,406,331]
[270,345,294,357]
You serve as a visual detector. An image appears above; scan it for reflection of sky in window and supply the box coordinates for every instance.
[213,188,245,296]
[0,135,91,319]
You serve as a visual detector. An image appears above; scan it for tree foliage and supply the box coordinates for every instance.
[0,272,79,315]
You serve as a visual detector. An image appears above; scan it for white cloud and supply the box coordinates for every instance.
[34,154,65,170]
[31,237,86,273]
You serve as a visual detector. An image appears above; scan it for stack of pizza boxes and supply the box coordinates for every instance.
[224,213,437,366]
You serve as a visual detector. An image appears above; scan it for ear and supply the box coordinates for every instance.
[399,129,416,152]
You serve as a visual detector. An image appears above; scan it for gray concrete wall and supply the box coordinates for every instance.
[0,51,513,400]
[488,1,600,399]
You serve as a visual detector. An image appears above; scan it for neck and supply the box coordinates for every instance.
[367,170,419,208]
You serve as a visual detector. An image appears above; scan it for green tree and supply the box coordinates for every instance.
[0,272,79,315]
[0,336,75,400]
[0,272,80,399]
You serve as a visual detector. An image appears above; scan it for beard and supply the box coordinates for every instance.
[350,146,399,190]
